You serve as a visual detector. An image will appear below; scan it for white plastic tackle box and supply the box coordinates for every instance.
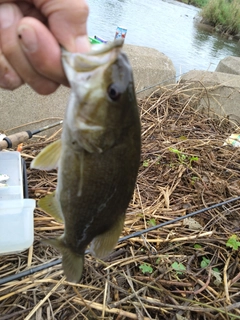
[0,151,35,255]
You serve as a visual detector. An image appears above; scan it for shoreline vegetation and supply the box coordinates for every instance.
[179,0,240,37]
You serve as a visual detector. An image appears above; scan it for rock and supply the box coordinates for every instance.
[234,33,240,41]
[215,56,240,75]
[123,44,176,98]
[180,70,240,118]
[0,85,70,136]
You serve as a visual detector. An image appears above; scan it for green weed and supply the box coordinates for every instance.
[139,263,153,274]
[200,256,211,268]
[171,262,186,275]
[180,0,208,7]
[226,235,240,250]
[143,160,149,167]
[201,0,240,34]
[169,147,199,167]
[147,218,157,227]
[194,244,202,249]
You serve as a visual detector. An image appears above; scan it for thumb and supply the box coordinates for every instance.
[35,0,90,52]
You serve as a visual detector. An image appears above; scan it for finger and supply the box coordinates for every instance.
[14,1,47,22]
[0,3,59,94]
[36,0,91,52]
[18,17,68,86]
[0,3,23,89]
[0,48,23,90]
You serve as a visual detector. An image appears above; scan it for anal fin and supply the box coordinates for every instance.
[90,214,125,259]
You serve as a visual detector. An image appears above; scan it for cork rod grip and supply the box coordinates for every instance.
[0,131,32,151]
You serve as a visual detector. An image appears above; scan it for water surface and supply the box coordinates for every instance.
[87,0,240,75]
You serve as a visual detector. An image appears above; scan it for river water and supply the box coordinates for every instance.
[87,0,240,76]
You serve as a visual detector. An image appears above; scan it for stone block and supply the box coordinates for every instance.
[215,56,240,75]
[180,70,240,118]
[0,85,69,136]
[124,44,176,98]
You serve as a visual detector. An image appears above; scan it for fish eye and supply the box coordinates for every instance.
[107,84,121,101]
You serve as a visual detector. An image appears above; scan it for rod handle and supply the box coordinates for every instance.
[0,131,32,151]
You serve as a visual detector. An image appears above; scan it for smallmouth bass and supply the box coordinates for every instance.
[31,39,141,283]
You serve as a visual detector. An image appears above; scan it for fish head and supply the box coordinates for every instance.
[62,39,137,153]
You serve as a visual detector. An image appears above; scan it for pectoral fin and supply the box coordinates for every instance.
[38,191,63,223]
[44,237,84,283]
[31,139,62,170]
[90,214,125,259]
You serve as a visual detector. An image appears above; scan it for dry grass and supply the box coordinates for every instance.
[1,82,240,320]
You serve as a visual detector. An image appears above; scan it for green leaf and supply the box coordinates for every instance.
[143,160,149,167]
[171,262,186,274]
[190,156,199,162]
[180,154,186,160]
[194,244,202,249]
[191,176,199,185]
[139,263,153,274]
[191,176,199,181]
[226,235,240,250]
[155,156,161,164]
[169,147,181,154]
[211,269,222,286]
[148,218,156,227]
[156,257,161,264]
[200,257,210,268]
[179,136,187,141]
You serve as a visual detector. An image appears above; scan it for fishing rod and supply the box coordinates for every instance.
[0,120,63,151]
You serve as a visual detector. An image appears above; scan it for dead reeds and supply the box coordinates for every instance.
[1,81,240,319]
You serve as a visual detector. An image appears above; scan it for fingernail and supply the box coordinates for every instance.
[0,4,15,29]
[3,72,23,90]
[18,25,38,53]
[75,35,91,53]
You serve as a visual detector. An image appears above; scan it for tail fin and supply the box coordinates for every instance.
[90,214,125,259]
[44,237,84,283]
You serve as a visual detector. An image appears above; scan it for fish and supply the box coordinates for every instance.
[31,39,141,283]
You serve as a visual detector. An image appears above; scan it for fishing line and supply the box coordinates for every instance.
[136,71,189,95]
[1,195,239,285]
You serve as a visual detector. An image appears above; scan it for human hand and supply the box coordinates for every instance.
[0,0,90,94]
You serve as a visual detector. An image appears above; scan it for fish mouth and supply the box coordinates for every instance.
[61,39,124,73]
